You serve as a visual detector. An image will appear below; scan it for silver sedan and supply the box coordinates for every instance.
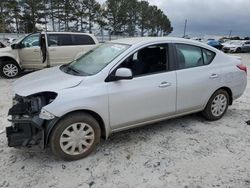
[7,37,247,160]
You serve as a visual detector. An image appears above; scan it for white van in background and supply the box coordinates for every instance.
[0,32,99,78]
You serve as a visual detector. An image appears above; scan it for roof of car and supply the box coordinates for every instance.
[110,37,202,45]
[109,37,218,51]
[41,31,95,37]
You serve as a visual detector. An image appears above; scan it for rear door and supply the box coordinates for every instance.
[47,34,97,67]
[174,43,220,113]
[47,34,74,66]
[71,34,97,59]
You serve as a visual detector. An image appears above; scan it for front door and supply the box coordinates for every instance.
[18,33,44,69]
[107,44,177,130]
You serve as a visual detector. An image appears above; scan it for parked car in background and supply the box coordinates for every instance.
[222,40,250,53]
[0,32,99,78]
[6,37,247,160]
[0,41,5,48]
[207,39,223,50]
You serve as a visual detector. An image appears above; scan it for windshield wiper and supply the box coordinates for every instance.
[61,64,90,76]
[67,65,81,74]
[62,64,81,75]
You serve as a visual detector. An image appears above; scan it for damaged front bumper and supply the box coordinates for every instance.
[6,116,44,148]
[6,93,58,149]
[6,116,59,149]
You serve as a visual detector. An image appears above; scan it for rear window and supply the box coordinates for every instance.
[72,34,95,45]
[47,34,73,46]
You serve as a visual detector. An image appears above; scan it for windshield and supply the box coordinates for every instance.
[61,43,129,76]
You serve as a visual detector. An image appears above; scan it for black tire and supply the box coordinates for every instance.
[0,59,21,79]
[202,89,229,121]
[236,48,241,53]
[50,112,101,161]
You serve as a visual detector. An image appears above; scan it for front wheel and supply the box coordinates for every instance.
[50,112,101,161]
[202,89,229,121]
[236,48,241,53]
[0,61,21,78]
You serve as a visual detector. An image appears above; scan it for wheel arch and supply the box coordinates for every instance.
[45,109,108,146]
[211,87,233,105]
[0,56,19,65]
[218,87,233,105]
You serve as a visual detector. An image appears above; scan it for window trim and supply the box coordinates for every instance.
[105,43,175,82]
[174,43,216,70]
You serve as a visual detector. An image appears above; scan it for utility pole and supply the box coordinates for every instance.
[183,19,187,38]
[229,30,232,38]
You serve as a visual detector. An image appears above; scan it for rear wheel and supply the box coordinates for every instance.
[202,89,229,121]
[0,60,20,78]
[50,112,101,161]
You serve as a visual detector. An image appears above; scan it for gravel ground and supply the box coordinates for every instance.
[0,53,249,188]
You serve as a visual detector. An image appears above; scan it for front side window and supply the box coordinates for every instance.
[119,44,169,77]
[21,33,39,48]
[61,43,129,76]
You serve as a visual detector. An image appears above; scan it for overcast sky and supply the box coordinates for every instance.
[98,0,250,37]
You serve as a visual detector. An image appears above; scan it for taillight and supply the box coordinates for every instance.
[237,64,247,74]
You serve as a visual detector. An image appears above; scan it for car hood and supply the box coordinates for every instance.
[0,46,12,53]
[13,66,84,97]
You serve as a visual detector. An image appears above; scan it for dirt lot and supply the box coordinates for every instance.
[0,54,249,188]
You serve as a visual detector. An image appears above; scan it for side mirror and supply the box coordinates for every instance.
[11,43,21,49]
[115,68,133,80]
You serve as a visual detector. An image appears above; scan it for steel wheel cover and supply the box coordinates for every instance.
[59,122,95,155]
[211,94,227,117]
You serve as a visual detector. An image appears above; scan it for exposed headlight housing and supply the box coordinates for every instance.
[39,109,55,120]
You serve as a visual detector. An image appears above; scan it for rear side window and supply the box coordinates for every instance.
[175,44,215,69]
[72,34,95,45]
[202,48,215,65]
[47,34,73,46]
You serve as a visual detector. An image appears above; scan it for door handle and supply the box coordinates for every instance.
[159,82,171,88]
[209,74,219,79]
